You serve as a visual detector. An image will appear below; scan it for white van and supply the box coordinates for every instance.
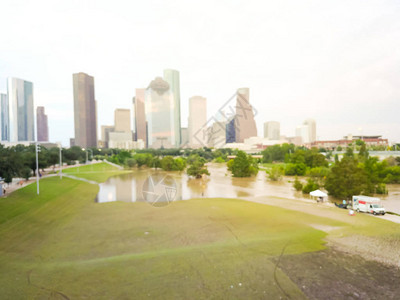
[352,195,386,215]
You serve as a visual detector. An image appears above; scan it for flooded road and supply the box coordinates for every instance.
[96,164,400,213]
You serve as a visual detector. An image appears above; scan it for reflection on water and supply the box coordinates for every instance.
[96,164,400,213]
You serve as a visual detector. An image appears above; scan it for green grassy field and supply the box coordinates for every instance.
[62,162,130,182]
[0,168,399,299]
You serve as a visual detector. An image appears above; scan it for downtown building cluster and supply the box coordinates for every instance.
[72,70,259,150]
[0,77,48,146]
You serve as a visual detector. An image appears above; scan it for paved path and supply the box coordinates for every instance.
[0,161,104,197]
[245,195,400,224]
[61,173,99,185]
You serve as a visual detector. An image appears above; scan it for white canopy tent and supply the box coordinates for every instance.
[310,189,328,202]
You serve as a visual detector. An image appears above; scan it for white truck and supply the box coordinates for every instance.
[351,195,386,215]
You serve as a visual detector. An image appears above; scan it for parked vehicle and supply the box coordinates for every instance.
[351,195,386,215]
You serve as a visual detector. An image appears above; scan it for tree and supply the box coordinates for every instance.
[325,156,369,199]
[230,151,258,177]
[284,163,307,176]
[160,156,175,171]
[267,165,284,181]
[358,142,369,161]
[187,156,210,178]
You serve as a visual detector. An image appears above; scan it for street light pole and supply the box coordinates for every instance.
[59,144,62,179]
[82,148,88,164]
[88,149,93,160]
[36,142,40,195]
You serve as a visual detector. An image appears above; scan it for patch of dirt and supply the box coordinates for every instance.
[274,248,400,300]
[328,235,400,268]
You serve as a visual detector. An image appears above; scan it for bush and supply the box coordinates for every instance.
[376,183,388,194]
[160,156,186,171]
[125,158,136,168]
[293,177,303,191]
[285,163,307,176]
[214,156,225,163]
[267,165,284,181]
[302,178,319,194]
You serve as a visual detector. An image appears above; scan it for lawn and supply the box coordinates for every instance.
[62,161,131,183]
[0,170,399,299]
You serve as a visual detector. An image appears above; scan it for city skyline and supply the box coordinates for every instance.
[0,1,399,146]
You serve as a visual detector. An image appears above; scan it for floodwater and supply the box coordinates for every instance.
[96,164,400,213]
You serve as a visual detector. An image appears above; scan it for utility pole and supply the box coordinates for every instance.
[36,142,40,195]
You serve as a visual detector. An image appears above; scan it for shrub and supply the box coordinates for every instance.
[293,177,303,191]
[302,178,319,194]
[267,165,284,181]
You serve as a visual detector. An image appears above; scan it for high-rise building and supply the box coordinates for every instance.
[296,125,310,144]
[0,93,8,141]
[73,72,97,148]
[234,88,257,143]
[145,77,175,149]
[7,78,35,142]
[296,119,316,144]
[100,125,114,148]
[36,106,49,142]
[209,121,227,148]
[108,108,133,150]
[181,127,188,147]
[163,69,181,147]
[131,98,136,139]
[264,121,280,140]
[134,88,147,146]
[226,117,236,143]
[188,96,207,147]
[304,118,317,143]
[114,109,131,133]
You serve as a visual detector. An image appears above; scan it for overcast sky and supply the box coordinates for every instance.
[1,0,399,146]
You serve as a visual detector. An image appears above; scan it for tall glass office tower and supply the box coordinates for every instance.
[7,78,35,142]
[163,69,181,147]
[73,72,97,148]
[145,77,175,149]
[234,88,257,142]
[0,93,8,141]
[134,88,147,146]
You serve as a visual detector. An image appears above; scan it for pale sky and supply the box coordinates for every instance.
[0,0,399,146]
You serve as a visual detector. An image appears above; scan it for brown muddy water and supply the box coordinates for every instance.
[96,164,400,213]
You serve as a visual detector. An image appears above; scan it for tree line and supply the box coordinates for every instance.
[262,142,400,199]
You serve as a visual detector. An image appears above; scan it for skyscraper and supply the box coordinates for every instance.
[304,118,317,143]
[163,69,181,147]
[134,88,147,145]
[100,125,114,148]
[264,121,280,140]
[36,106,49,142]
[114,109,131,133]
[296,119,316,144]
[145,77,175,149]
[73,72,97,148]
[296,125,310,144]
[188,96,207,147]
[234,88,257,142]
[0,93,8,141]
[7,78,35,142]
